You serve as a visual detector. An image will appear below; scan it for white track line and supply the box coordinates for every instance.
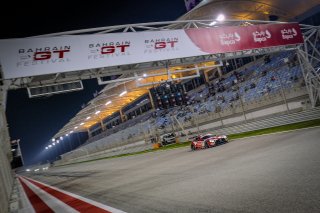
[20,177,78,213]
[16,177,36,213]
[21,176,126,213]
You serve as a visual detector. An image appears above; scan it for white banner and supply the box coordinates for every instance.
[0,30,203,79]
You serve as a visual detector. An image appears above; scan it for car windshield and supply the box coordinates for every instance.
[163,133,174,138]
[202,135,213,139]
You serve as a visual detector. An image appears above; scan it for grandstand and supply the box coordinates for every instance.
[57,49,312,163]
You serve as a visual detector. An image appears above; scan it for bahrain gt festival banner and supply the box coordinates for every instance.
[0,23,303,79]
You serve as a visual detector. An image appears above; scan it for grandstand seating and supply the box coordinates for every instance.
[84,51,306,148]
[152,51,304,128]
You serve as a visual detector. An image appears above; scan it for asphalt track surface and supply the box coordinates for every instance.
[24,127,320,213]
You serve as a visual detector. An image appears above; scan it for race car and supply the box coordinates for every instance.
[190,134,228,151]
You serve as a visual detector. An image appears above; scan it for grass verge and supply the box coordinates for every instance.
[56,119,320,166]
[228,119,320,140]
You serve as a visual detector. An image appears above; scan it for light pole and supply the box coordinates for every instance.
[47,144,53,162]
[66,133,73,151]
[56,139,62,156]
[76,132,81,148]
[52,142,58,159]
[62,134,69,154]
[16,139,25,166]
[191,106,200,135]
[275,68,289,113]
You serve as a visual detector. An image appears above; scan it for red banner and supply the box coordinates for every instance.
[185,23,303,54]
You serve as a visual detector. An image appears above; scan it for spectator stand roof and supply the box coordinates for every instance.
[181,0,320,22]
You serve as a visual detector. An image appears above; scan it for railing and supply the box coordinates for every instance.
[155,86,309,135]
[200,107,320,136]
[86,110,155,144]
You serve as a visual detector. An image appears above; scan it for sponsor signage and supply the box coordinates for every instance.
[0,23,303,79]
[184,23,303,53]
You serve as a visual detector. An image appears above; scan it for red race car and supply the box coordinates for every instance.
[190,134,228,151]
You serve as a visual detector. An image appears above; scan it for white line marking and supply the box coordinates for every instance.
[16,177,36,213]
[20,177,79,213]
[21,176,126,213]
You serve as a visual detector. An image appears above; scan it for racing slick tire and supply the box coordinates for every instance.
[205,142,210,149]
[191,144,196,151]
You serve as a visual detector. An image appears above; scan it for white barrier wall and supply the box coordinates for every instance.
[0,88,13,213]
[185,100,304,134]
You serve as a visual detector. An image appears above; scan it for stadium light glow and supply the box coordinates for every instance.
[143,73,147,77]
[105,101,112,106]
[48,145,52,148]
[60,136,63,140]
[138,78,143,81]
[74,126,78,129]
[209,21,217,26]
[11,149,16,151]
[66,133,69,136]
[119,90,127,97]
[56,140,60,144]
[86,116,91,120]
[52,143,55,146]
[26,169,30,172]
[70,131,73,134]
[80,122,84,126]
[45,147,48,150]
[216,14,225,21]
[52,138,55,142]
[95,111,101,115]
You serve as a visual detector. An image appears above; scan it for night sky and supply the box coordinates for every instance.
[2,0,187,166]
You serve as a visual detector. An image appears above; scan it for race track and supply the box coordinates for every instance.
[22,127,320,213]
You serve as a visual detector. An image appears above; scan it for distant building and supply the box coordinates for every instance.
[10,139,24,168]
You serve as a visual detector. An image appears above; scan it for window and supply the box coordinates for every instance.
[202,135,213,139]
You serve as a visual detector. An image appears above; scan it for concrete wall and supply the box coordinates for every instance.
[56,140,150,165]
[0,87,13,213]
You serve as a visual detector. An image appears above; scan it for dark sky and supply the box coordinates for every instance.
[3,0,187,166]
[1,0,187,38]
